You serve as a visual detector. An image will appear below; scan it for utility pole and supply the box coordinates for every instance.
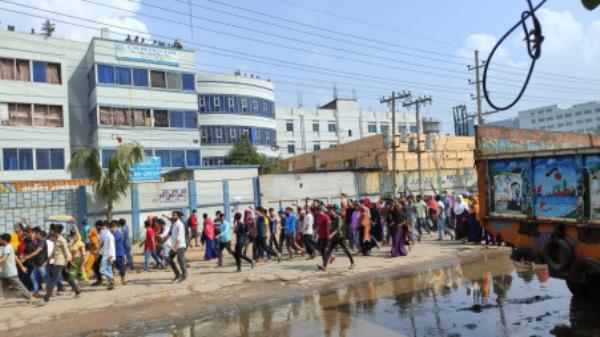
[468,50,485,125]
[380,91,411,196]
[403,95,432,197]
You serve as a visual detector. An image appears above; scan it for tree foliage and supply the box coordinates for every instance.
[582,0,600,10]
[41,19,55,37]
[68,143,145,220]
[227,134,279,174]
[227,134,264,165]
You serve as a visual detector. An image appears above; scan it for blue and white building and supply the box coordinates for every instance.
[196,73,278,165]
[86,36,201,170]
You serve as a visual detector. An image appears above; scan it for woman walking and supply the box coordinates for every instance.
[68,229,87,281]
[453,195,469,243]
[390,202,408,257]
[233,212,254,272]
[202,213,216,260]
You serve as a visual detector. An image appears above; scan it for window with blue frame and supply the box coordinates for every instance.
[171,150,185,167]
[97,64,114,84]
[32,61,46,83]
[36,149,50,170]
[115,67,131,85]
[3,148,18,171]
[132,68,148,87]
[184,111,197,129]
[181,73,195,91]
[186,150,200,166]
[155,150,171,167]
[102,149,116,168]
[169,110,184,128]
[18,149,33,170]
[36,149,64,170]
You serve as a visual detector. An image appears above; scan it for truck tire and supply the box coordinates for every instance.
[511,247,544,264]
[543,238,573,274]
[566,279,587,297]
[571,257,600,298]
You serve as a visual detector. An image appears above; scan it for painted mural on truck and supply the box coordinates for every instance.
[532,156,581,219]
[585,155,600,220]
[488,159,532,215]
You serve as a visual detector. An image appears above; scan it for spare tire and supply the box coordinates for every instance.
[543,238,574,274]
[570,257,600,298]
[511,247,544,264]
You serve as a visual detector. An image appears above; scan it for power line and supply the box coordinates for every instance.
[0,2,595,110]
[202,0,600,83]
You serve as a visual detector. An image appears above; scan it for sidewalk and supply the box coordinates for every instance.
[1,237,510,337]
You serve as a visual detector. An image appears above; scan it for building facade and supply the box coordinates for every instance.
[276,99,418,158]
[488,101,600,134]
[86,37,200,170]
[0,29,88,181]
[196,73,278,165]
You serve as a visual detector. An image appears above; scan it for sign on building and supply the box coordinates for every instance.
[159,188,188,204]
[115,43,179,67]
[130,157,161,182]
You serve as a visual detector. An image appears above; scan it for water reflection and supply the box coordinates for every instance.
[132,256,590,337]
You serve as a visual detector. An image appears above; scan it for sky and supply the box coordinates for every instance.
[1,0,599,134]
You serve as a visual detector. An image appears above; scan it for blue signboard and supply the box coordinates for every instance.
[130,157,161,182]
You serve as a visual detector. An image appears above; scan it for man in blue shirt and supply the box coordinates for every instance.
[284,207,304,259]
[215,212,236,267]
[110,221,127,285]
[118,219,135,272]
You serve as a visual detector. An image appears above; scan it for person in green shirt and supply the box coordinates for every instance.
[318,205,354,271]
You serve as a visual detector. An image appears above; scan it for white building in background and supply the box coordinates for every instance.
[196,73,278,165]
[518,101,600,133]
[276,98,419,158]
[489,101,600,134]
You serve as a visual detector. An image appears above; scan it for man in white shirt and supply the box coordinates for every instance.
[99,222,116,290]
[168,210,187,282]
[301,207,316,259]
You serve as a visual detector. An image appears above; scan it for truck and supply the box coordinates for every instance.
[475,125,600,297]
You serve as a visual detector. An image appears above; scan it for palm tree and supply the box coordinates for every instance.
[41,19,55,37]
[68,143,145,220]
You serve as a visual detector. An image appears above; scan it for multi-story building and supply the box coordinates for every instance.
[276,98,418,158]
[488,101,600,134]
[86,34,200,170]
[518,101,600,133]
[0,29,88,181]
[196,73,278,165]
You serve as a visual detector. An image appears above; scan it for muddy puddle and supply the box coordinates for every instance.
[109,255,600,337]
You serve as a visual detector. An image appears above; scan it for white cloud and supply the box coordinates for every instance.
[457,33,526,68]
[537,8,584,55]
[0,0,148,41]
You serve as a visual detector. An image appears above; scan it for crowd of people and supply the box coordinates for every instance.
[0,189,500,306]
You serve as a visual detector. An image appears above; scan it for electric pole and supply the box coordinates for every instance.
[403,95,432,197]
[380,91,411,196]
[468,50,485,125]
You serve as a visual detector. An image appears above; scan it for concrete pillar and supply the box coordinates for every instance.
[188,180,197,216]
[223,180,230,223]
[131,184,140,242]
[253,177,261,207]
[77,185,87,226]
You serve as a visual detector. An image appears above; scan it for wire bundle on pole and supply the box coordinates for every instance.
[482,0,547,111]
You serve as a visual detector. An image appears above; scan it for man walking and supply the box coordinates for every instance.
[118,219,135,272]
[301,206,316,259]
[216,212,236,267]
[169,211,187,282]
[22,227,47,297]
[0,233,35,304]
[319,205,354,271]
[44,224,82,301]
[111,221,127,285]
[99,221,116,290]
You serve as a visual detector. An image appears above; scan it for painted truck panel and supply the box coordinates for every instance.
[476,126,600,261]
